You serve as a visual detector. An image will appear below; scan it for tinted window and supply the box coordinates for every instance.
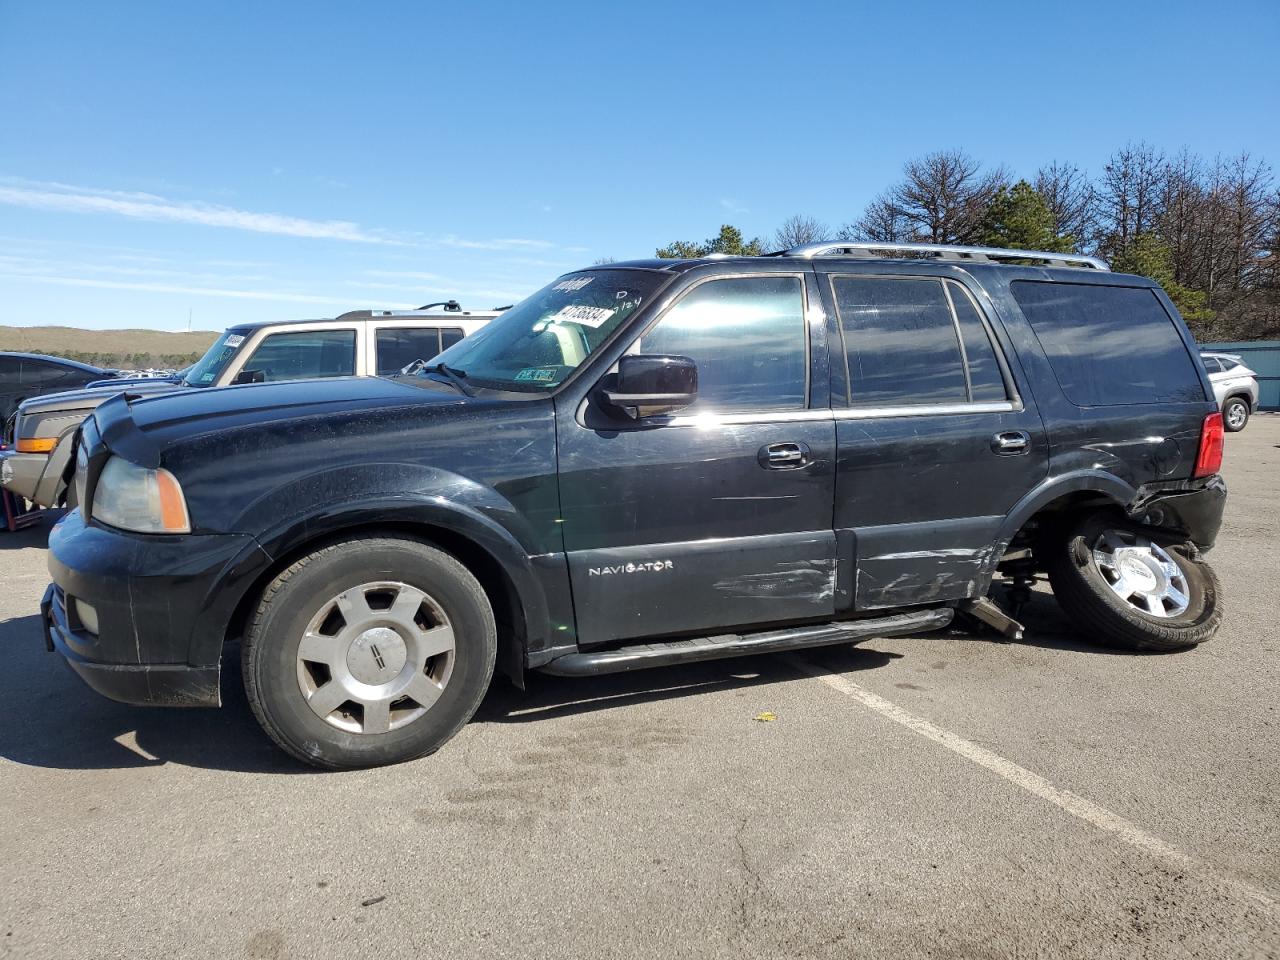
[833,277,967,406]
[441,328,465,351]
[1011,282,1204,406]
[376,327,441,375]
[1201,356,1222,373]
[1219,357,1240,371]
[638,276,806,412]
[0,357,19,388]
[948,283,1008,402]
[20,359,69,390]
[240,330,357,382]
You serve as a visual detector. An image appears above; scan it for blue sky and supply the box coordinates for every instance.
[1,0,1277,331]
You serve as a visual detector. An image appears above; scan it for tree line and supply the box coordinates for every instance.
[653,145,1279,341]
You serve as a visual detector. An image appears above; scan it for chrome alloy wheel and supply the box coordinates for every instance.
[1091,529,1191,619]
[1225,400,1248,430]
[295,581,455,734]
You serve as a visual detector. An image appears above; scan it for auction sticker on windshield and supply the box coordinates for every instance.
[551,304,614,328]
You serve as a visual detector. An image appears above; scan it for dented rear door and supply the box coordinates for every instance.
[819,268,1048,609]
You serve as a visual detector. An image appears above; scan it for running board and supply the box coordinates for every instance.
[539,609,954,677]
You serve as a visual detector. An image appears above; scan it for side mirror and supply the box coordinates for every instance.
[603,355,698,420]
[233,369,265,385]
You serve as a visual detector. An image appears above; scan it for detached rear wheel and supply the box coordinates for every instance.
[243,536,496,769]
[1222,397,1249,432]
[1045,514,1222,651]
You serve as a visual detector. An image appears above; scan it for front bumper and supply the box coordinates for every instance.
[43,583,221,706]
[44,508,272,707]
[0,448,55,504]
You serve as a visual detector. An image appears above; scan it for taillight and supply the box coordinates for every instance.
[1193,412,1224,478]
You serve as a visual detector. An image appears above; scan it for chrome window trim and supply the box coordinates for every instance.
[834,401,1019,420]
[662,408,833,427]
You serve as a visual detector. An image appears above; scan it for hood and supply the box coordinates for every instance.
[92,375,479,466]
[18,379,183,418]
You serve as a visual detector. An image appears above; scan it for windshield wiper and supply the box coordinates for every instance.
[423,361,474,397]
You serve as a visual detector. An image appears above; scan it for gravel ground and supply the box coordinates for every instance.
[1,415,1277,959]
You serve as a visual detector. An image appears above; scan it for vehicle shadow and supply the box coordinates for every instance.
[0,608,904,774]
[972,587,1186,656]
[474,644,905,724]
[0,509,57,549]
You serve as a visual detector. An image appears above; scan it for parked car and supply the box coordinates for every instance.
[42,242,1226,769]
[1199,351,1259,432]
[1,308,498,506]
[0,352,120,426]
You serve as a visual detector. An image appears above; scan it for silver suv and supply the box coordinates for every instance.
[1,307,499,506]
[1200,352,1260,432]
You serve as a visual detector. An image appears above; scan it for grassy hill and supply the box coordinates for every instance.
[0,325,220,369]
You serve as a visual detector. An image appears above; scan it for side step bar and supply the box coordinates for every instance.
[539,608,954,677]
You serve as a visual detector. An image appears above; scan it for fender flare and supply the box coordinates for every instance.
[977,470,1138,592]
[188,465,560,676]
[993,470,1138,548]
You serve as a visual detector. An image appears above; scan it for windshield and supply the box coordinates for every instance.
[423,270,667,392]
[184,327,253,387]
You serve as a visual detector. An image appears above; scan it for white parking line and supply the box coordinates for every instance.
[787,655,1280,915]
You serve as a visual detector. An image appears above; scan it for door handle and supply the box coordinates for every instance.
[759,442,809,469]
[991,431,1030,455]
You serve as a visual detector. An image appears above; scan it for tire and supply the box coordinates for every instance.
[1222,396,1250,432]
[243,535,496,769]
[1044,513,1222,652]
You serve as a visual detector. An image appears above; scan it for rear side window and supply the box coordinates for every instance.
[376,327,442,375]
[1011,281,1204,406]
[240,330,357,382]
[948,285,1008,402]
[832,277,1009,406]
[638,275,807,412]
[441,328,465,351]
[1201,356,1222,373]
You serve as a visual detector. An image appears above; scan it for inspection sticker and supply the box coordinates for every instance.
[551,304,614,328]
[224,334,245,348]
[554,277,593,292]
[514,367,559,382]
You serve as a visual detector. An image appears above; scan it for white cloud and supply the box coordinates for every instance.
[720,197,749,215]
[0,270,414,307]
[0,179,393,243]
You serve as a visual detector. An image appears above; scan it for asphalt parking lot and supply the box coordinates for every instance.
[2,417,1278,960]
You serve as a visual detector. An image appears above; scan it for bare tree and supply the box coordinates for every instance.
[1097,142,1166,258]
[847,150,1008,245]
[1034,161,1096,249]
[840,194,911,242]
[1158,149,1207,285]
[769,214,830,251]
[592,256,617,265]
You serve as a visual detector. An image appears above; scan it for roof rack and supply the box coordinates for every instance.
[783,241,1109,271]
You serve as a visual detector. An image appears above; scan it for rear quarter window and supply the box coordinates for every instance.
[1010,281,1205,406]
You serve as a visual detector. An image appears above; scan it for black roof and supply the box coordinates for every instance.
[0,351,113,374]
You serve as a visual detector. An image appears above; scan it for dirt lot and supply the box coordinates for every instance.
[2,417,1278,960]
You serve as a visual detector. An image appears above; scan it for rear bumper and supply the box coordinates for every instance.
[1132,475,1227,551]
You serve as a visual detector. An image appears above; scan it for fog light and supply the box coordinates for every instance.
[74,599,99,636]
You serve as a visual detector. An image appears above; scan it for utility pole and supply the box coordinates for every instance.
[187,308,192,332]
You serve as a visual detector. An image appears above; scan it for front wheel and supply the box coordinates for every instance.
[1222,397,1250,432]
[242,535,496,769]
[1045,514,1222,651]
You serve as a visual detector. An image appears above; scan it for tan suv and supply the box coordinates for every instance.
[1,307,499,507]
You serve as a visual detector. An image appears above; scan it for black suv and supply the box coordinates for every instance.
[43,242,1227,769]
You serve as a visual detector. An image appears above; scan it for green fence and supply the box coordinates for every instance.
[1201,341,1280,411]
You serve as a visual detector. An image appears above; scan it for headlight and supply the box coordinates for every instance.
[91,456,191,534]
